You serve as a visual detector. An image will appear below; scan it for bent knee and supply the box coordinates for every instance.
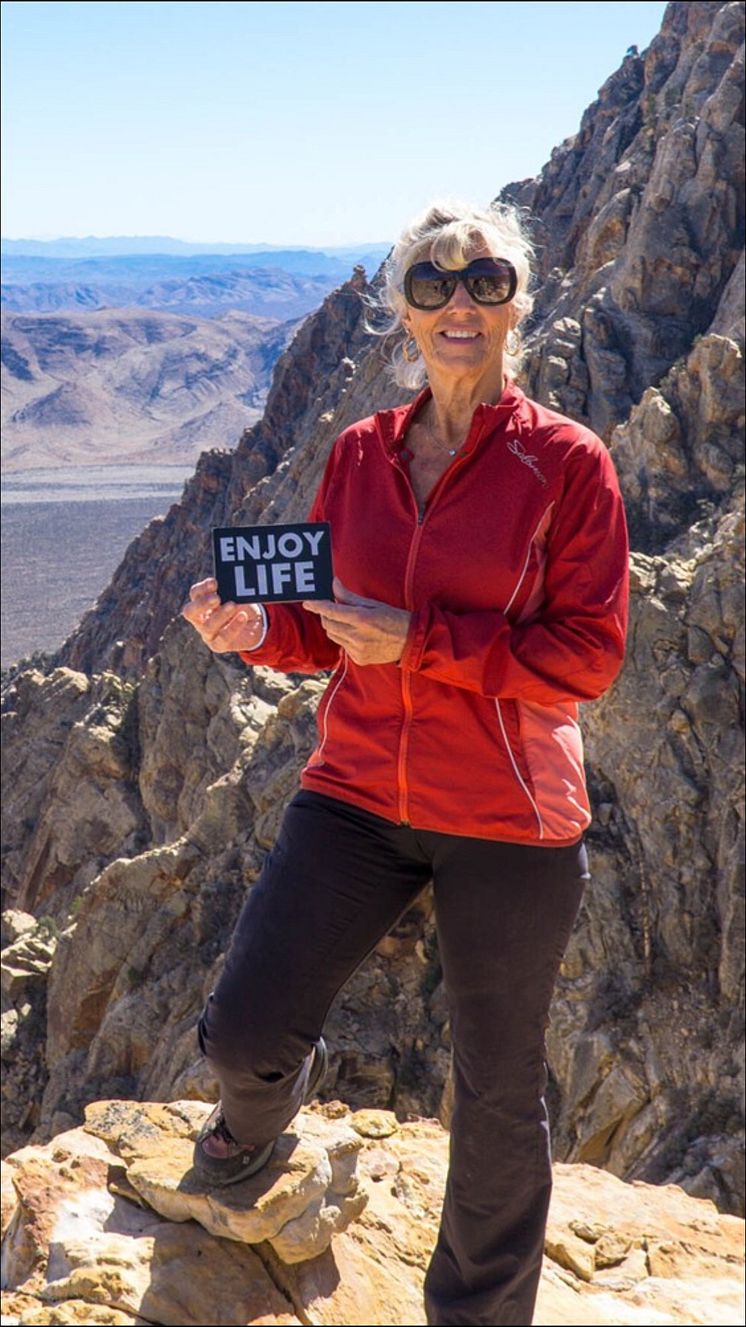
[198,995,306,1079]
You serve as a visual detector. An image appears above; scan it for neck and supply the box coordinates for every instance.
[424,359,507,446]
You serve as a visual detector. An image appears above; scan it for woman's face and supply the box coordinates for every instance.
[401,247,516,385]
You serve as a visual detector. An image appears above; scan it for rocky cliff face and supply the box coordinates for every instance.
[2,0,744,1233]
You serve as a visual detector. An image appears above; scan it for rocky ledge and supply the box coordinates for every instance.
[1,1099,743,1326]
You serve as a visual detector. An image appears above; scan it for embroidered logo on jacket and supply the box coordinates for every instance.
[506,437,547,486]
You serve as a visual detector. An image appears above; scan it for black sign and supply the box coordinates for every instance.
[212,522,333,604]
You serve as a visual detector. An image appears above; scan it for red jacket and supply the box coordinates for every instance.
[241,380,629,844]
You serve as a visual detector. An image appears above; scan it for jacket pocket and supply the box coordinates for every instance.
[494,698,545,839]
[306,656,349,768]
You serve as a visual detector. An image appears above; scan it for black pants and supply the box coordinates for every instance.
[198,790,588,1326]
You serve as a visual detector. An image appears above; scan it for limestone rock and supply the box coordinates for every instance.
[81,1098,365,1263]
[1,669,146,918]
[1,1121,301,1324]
[1,918,60,1156]
[2,1158,18,1240]
[2,1103,742,1326]
[0,0,743,1227]
[350,1109,399,1139]
[1,927,57,1002]
[0,914,37,948]
[0,1294,148,1324]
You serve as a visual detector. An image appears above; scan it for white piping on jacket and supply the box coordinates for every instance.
[495,699,545,839]
[497,506,553,839]
[314,655,349,764]
[503,502,555,616]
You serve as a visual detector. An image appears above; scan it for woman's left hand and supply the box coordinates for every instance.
[303,577,411,665]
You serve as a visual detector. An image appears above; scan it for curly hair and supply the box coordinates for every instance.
[366,197,535,390]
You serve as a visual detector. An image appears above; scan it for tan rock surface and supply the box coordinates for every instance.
[82,1099,366,1262]
[2,1103,743,1326]
[1,0,743,1236]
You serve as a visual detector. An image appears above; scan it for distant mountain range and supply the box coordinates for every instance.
[1,307,300,470]
[0,239,390,468]
[1,237,390,261]
[1,265,346,319]
[1,242,390,319]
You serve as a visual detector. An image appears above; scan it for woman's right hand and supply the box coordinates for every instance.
[181,578,265,653]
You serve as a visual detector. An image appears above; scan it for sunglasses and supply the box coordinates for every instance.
[403,257,517,310]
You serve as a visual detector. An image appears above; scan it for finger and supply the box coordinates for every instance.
[182,593,221,623]
[201,601,243,641]
[320,622,358,649]
[332,577,379,608]
[182,580,221,616]
[185,578,219,607]
[209,610,251,650]
[303,598,358,618]
[307,603,367,627]
[191,577,218,596]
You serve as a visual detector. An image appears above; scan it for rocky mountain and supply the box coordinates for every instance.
[1,0,744,1264]
[2,1096,742,1325]
[1,309,300,470]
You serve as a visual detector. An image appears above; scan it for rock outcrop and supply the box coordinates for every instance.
[2,1100,743,1326]
[1,0,744,1240]
[511,1,744,444]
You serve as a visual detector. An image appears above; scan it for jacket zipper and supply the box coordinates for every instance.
[397,511,423,824]
[393,434,482,825]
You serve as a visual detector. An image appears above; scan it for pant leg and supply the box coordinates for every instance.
[198,790,432,1145]
[423,835,589,1327]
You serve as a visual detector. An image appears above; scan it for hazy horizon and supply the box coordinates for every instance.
[1,235,389,249]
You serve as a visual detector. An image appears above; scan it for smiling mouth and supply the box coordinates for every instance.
[440,330,481,340]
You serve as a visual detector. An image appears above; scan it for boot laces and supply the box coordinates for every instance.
[212,1111,238,1145]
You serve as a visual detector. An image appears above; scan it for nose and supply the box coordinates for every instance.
[448,279,478,310]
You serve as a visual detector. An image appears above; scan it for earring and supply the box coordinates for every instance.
[506,328,521,356]
[402,336,420,363]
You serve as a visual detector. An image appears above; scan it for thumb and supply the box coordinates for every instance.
[333,576,374,606]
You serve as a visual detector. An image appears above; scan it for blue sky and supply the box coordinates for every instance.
[2,0,668,246]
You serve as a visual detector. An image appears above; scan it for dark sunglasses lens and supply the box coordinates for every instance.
[406,263,456,308]
[405,258,516,308]
[464,260,515,304]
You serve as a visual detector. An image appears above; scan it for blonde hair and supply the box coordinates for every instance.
[367,197,535,389]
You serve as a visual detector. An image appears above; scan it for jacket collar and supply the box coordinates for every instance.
[375,378,526,455]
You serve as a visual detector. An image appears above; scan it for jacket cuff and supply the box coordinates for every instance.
[398,607,427,672]
[238,604,269,660]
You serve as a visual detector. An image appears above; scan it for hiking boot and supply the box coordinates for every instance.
[193,1036,328,1187]
[192,1104,276,1186]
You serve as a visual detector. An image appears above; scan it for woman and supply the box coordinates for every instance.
[182,199,629,1327]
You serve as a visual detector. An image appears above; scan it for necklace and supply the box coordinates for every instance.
[419,410,462,457]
